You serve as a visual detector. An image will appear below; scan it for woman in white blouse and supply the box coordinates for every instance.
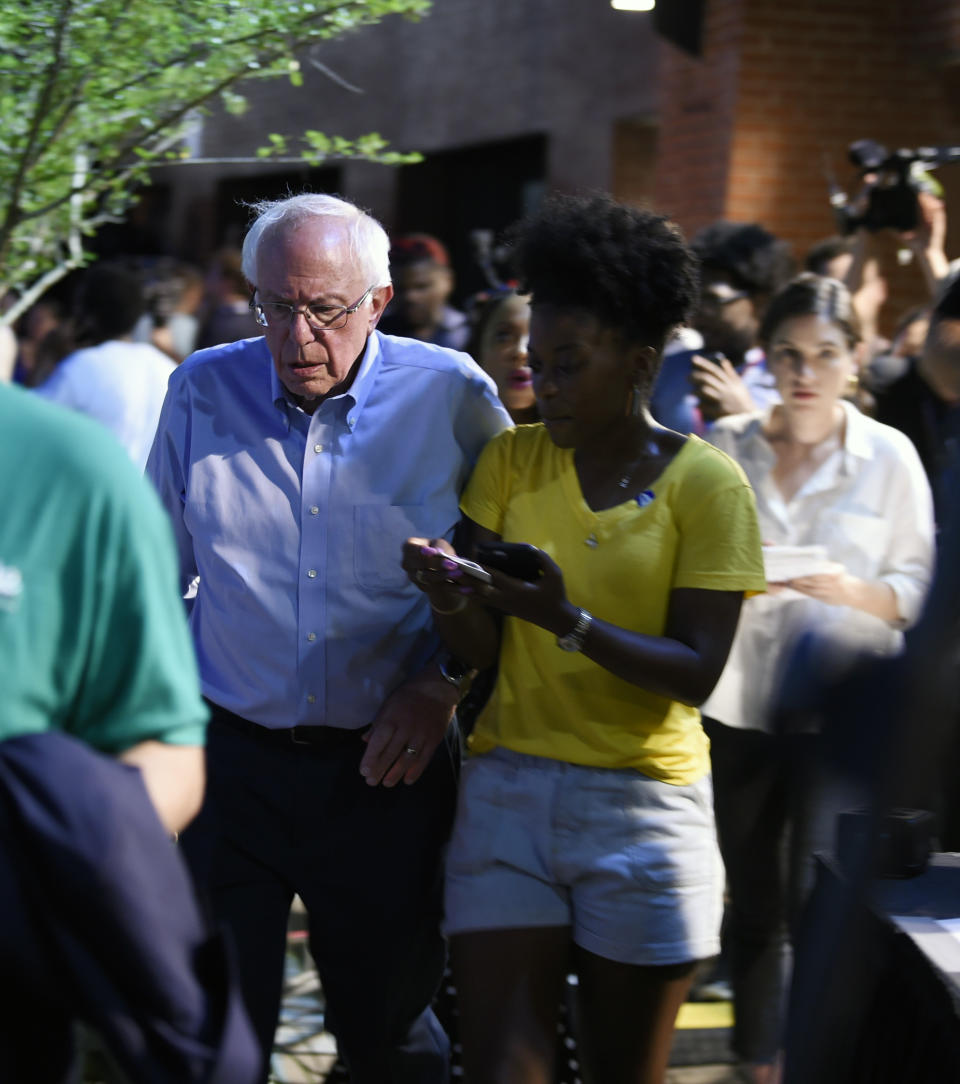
[702,273,935,1084]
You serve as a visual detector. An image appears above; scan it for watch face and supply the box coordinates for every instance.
[556,610,590,652]
[439,654,469,686]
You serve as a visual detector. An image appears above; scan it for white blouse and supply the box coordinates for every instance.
[703,401,935,732]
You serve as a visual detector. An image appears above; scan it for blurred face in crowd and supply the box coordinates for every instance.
[766,313,857,421]
[255,218,391,410]
[694,270,759,365]
[478,294,534,419]
[392,261,453,330]
[920,316,960,403]
[529,304,646,450]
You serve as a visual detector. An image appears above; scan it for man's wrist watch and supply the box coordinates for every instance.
[437,651,475,693]
[556,608,593,652]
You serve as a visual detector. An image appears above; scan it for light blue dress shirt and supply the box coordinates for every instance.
[146,331,511,729]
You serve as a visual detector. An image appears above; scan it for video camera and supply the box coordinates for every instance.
[830,139,960,234]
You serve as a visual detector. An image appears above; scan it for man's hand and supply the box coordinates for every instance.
[118,741,205,835]
[359,665,458,787]
[690,353,757,420]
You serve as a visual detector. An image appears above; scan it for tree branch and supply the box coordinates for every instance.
[28,0,133,167]
[77,1,350,105]
[304,50,365,93]
[0,0,76,264]
[1,257,83,327]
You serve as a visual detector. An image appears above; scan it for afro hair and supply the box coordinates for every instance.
[508,192,699,352]
[691,220,794,297]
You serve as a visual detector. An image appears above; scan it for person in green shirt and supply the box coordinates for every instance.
[1,382,207,833]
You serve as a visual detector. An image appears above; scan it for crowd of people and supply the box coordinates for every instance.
[1,177,958,1084]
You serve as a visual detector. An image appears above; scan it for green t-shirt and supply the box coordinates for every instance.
[461,425,766,785]
[0,384,207,752]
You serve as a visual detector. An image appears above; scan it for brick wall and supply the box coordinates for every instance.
[907,0,960,62]
[611,118,659,208]
[653,0,746,230]
[654,0,960,330]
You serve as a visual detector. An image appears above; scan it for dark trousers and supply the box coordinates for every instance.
[182,706,459,1084]
[703,718,859,1064]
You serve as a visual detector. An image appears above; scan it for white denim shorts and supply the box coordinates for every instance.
[444,746,723,966]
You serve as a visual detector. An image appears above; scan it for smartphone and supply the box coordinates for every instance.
[443,554,493,584]
[475,541,543,582]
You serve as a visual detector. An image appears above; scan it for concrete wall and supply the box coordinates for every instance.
[164,0,661,257]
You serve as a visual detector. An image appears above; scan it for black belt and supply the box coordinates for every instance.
[207,702,364,749]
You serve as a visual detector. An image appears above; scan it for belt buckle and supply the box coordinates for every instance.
[289,726,313,746]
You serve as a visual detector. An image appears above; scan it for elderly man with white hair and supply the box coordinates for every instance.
[146,193,510,1083]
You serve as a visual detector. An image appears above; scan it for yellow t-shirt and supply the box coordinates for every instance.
[461,424,766,785]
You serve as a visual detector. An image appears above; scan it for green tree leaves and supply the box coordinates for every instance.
[0,0,428,322]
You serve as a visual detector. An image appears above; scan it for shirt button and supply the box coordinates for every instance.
[314,443,323,453]
[306,694,316,704]
[307,632,316,642]
[307,569,317,579]
[309,506,319,516]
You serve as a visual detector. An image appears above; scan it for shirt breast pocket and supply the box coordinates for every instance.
[820,510,892,576]
[353,502,459,592]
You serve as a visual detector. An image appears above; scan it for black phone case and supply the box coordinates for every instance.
[476,542,542,582]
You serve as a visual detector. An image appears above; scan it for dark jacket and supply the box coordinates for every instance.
[0,731,258,1084]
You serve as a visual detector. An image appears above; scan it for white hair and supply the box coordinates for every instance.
[241,193,391,290]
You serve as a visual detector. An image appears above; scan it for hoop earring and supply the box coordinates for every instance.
[845,371,860,398]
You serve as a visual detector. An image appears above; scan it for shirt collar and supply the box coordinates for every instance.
[269,331,384,431]
[839,399,874,462]
[740,410,776,465]
[746,399,874,470]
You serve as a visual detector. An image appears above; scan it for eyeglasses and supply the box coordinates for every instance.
[699,283,751,310]
[253,285,376,331]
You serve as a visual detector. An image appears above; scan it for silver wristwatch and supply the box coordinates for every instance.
[556,608,593,652]
[437,651,474,692]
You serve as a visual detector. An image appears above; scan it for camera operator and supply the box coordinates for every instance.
[814,141,958,407]
[832,140,958,303]
[843,187,951,299]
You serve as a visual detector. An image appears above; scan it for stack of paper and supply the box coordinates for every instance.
[762,544,835,583]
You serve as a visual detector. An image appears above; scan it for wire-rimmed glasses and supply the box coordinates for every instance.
[253,285,376,331]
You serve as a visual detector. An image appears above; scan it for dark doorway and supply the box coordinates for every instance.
[394,134,547,302]
[90,183,173,260]
[214,166,342,250]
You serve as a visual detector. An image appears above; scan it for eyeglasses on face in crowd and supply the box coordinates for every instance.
[253,285,376,331]
[700,283,751,309]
